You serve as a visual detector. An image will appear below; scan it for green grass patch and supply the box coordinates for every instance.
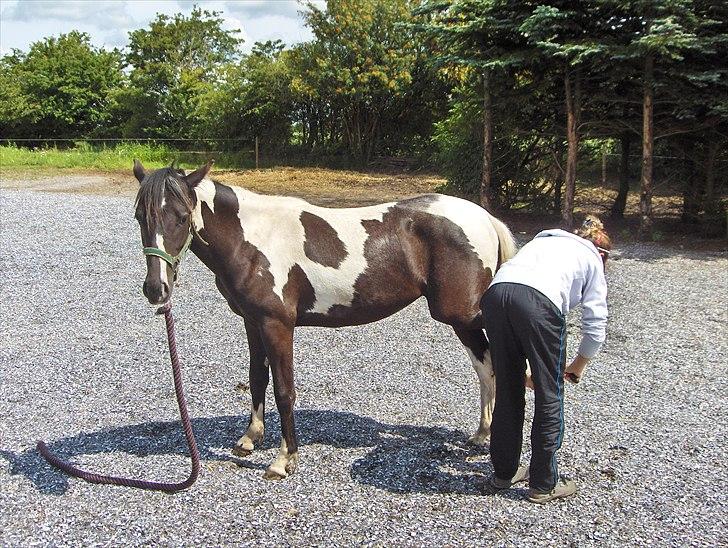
[0,142,254,171]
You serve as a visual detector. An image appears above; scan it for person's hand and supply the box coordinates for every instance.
[564,354,589,384]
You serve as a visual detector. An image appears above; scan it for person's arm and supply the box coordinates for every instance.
[569,261,608,383]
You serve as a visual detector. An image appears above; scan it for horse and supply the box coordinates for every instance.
[133,160,518,479]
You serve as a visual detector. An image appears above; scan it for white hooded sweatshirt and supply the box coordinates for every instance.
[490,229,608,359]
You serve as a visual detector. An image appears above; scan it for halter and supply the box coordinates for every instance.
[143,229,194,276]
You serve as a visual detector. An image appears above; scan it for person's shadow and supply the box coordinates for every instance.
[0,410,516,497]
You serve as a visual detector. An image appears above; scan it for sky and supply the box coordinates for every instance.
[0,0,326,56]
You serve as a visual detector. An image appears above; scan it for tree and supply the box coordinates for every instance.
[414,0,535,209]
[519,1,617,227]
[0,31,122,139]
[117,7,243,139]
[302,0,418,164]
[195,40,294,151]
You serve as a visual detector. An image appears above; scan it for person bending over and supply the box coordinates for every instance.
[482,215,611,504]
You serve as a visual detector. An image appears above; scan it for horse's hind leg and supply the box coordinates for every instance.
[454,327,495,446]
[233,318,269,456]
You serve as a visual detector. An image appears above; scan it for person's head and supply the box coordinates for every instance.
[575,214,611,266]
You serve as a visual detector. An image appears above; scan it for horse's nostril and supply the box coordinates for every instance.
[142,281,150,297]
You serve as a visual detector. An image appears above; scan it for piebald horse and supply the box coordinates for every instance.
[133,161,518,479]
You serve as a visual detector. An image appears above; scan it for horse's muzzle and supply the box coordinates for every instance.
[143,280,170,305]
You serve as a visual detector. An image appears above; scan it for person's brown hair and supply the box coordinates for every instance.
[575,214,611,264]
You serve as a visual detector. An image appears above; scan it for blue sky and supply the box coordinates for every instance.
[0,0,326,56]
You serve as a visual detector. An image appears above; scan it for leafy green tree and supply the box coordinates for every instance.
[117,6,243,139]
[416,1,579,212]
[302,0,418,163]
[0,31,122,139]
[195,40,294,152]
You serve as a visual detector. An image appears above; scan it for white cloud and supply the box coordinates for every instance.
[0,0,319,55]
[224,0,302,20]
[3,0,134,29]
[239,14,314,50]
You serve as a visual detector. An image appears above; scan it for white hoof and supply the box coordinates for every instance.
[468,430,490,446]
[263,452,299,480]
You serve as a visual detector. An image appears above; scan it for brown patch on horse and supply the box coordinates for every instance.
[283,264,317,316]
[192,182,290,321]
[300,211,348,268]
[390,201,490,329]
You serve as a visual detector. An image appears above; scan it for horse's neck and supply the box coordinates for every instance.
[189,180,261,277]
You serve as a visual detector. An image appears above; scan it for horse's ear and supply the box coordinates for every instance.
[183,160,214,188]
[133,159,146,184]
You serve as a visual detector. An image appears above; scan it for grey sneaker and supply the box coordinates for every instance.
[527,478,577,504]
[489,465,529,491]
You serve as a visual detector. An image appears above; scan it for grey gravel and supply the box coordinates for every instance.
[1,188,726,547]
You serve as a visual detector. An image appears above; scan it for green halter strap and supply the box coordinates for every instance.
[143,230,194,272]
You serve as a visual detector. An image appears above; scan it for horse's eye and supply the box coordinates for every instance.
[176,214,188,226]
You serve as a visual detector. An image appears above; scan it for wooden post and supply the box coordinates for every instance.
[255,136,259,170]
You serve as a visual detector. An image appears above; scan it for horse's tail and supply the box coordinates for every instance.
[489,215,518,271]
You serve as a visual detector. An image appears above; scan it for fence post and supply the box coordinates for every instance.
[255,136,259,170]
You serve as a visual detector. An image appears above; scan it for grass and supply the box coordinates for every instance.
[0,143,254,171]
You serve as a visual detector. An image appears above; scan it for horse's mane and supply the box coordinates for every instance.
[135,167,193,230]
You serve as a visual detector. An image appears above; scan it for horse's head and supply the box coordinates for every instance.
[133,159,213,305]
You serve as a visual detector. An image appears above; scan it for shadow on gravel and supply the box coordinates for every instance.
[0,410,494,496]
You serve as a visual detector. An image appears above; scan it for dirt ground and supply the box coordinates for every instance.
[0,166,443,207]
[1,165,724,249]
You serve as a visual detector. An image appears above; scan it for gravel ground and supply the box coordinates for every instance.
[0,188,726,547]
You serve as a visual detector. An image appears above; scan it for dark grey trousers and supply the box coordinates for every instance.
[482,282,567,492]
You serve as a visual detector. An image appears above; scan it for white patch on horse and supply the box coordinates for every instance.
[264,438,299,479]
[191,177,216,233]
[153,230,170,288]
[424,195,500,270]
[464,347,495,445]
[230,186,392,313]
[236,402,265,453]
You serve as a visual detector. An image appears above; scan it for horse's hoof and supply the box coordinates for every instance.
[232,444,253,457]
[263,467,287,480]
[467,432,490,446]
[263,453,299,480]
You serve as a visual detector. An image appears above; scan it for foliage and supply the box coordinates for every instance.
[194,40,294,151]
[0,32,123,139]
[299,0,422,162]
[1,1,726,234]
[115,7,243,139]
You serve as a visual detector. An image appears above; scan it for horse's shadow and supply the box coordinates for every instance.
[1,410,509,497]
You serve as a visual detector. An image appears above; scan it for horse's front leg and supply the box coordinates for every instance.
[454,327,495,446]
[258,318,299,480]
[233,318,269,456]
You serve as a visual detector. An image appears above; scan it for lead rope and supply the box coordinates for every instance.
[37,301,201,492]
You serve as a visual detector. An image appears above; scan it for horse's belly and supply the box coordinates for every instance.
[295,265,422,327]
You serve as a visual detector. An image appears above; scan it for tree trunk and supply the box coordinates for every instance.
[639,54,655,240]
[610,133,631,219]
[562,68,580,229]
[480,70,494,210]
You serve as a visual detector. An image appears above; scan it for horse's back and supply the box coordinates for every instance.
[217,185,504,328]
